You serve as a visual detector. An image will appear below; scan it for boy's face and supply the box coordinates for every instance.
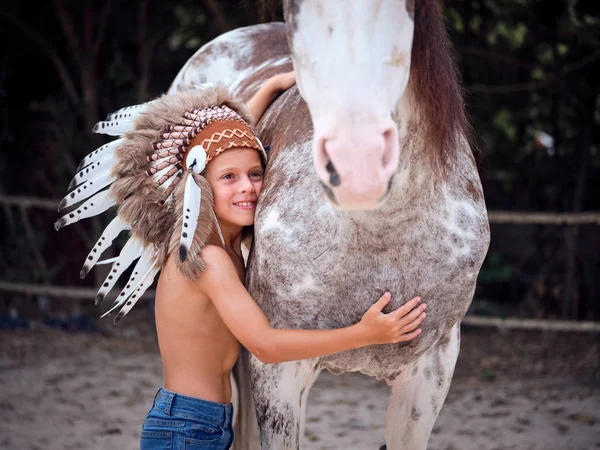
[204,148,264,228]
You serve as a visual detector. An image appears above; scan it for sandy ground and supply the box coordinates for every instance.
[0,310,598,450]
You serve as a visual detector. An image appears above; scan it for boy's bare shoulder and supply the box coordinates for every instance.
[161,246,231,289]
[201,244,230,262]
[198,245,237,285]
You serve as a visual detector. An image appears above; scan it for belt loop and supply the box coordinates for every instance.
[152,388,162,406]
[163,390,175,416]
[226,404,233,427]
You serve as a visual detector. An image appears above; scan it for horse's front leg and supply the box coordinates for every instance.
[249,357,318,449]
[384,323,460,450]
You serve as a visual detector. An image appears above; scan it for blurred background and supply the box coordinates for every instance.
[0,1,599,450]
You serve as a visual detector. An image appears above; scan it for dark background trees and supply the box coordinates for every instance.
[1,0,598,322]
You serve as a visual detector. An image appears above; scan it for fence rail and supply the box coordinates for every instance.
[487,211,600,225]
[0,195,59,210]
[0,280,156,301]
[462,315,600,332]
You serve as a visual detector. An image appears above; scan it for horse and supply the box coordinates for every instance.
[168,1,490,448]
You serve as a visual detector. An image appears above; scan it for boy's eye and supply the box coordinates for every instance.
[222,174,234,180]
[251,171,263,178]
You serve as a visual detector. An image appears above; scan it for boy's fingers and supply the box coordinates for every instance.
[398,305,427,326]
[397,328,422,342]
[400,312,426,334]
[392,296,422,319]
[371,292,391,312]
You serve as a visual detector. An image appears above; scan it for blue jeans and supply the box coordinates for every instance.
[140,388,234,450]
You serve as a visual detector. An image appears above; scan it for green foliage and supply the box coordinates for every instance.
[492,109,518,142]
[170,5,208,50]
[478,252,514,284]
[447,8,465,33]
[488,21,527,48]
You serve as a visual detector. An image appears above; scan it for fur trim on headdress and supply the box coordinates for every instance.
[54,83,266,323]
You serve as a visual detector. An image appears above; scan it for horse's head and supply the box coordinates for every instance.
[284,0,415,210]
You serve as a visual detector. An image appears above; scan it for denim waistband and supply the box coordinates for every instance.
[153,388,233,427]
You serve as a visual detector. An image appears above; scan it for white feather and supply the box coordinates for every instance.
[101,246,156,317]
[76,151,115,178]
[54,190,115,230]
[105,103,150,121]
[94,238,144,305]
[59,171,115,211]
[112,266,160,324]
[76,139,123,171]
[68,158,113,190]
[92,118,137,136]
[79,216,131,279]
[179,173,201,262]
[92,102,155,136]
[96,256,118,265]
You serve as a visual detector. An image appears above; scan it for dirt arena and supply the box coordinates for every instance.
[1,309,598,450]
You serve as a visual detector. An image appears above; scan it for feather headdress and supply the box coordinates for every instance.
[55,84,267,324]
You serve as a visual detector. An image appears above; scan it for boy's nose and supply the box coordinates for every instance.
[239,177,254,193]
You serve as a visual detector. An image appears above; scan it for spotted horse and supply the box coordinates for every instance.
[168,1,490,448]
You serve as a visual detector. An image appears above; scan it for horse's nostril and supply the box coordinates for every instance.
[386,174,394,195]
[329,172,341,187]
[381,128,395,168]
[325,159,341,187]
[320,181,338,204]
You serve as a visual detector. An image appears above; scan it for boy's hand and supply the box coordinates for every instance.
[246,71,296,122]
[270,71,296,91]
[358,293,426,345]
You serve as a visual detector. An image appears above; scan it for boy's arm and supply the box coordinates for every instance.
[246,71,296,122]
[197,246,426,364]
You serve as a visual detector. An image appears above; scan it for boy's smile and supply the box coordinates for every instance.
[233,201,257,210]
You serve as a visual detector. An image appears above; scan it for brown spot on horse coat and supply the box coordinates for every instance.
[411,406,421,422]
[431,395,439,416]
[389,45,408,67]
[423,366,432,380]
[465,178,483,203]
[433,349,445,389]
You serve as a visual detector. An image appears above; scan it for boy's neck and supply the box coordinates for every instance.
[210,220,243,255]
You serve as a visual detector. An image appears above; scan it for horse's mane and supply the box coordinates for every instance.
[259,0,470,172]
[409,0,470,173]
[257,0,280,20]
